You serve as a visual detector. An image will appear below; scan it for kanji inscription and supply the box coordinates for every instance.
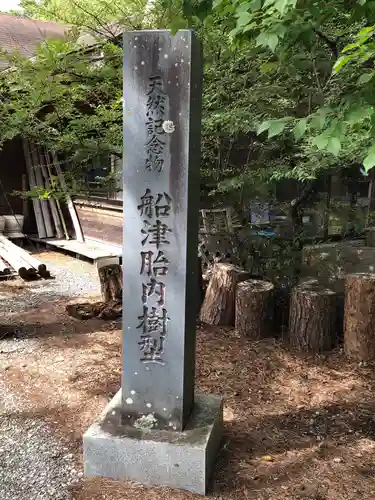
[138,189,172,218]
[122,30,202,430]
[145,75,166,172]
[140,250,170,277]
[137,188,173,364]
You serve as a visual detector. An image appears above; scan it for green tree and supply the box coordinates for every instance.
[20,0,168,31]
[171,0,375,173]
[5,0,372,202]
[0,37,123,183]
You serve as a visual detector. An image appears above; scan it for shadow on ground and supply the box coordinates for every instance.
[3,301,375,498]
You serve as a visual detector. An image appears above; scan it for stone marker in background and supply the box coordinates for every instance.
[83,30,223,495]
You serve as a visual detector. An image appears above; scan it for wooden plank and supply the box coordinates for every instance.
[0,255,10,274]
[74,205,122,246]
[29,236,121,262]
[0,241,36,280]
[0,235,49,276]
[51,152,84,242]
[22,139,47,238]
[28,142,54,238]
[39,149,64,239]
[44,151,69,240]
[85,237,122,255]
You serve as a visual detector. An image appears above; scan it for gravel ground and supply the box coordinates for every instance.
[0,251,100,500]
[0,251,100,314]
[0,393,80,500]
[3,250,375,500]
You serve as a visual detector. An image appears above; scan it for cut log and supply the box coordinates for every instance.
[0,235,50,278]
[235,279,274,339]
[199,263,248,326]
[288,283,336,353]
[98,264,123,302]
[344,273,375,361]
[0,244,36,280]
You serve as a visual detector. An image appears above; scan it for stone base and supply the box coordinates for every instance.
[83,390,223,495]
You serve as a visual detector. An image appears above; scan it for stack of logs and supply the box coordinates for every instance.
[200,263,375,361]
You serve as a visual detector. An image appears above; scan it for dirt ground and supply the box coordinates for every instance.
[2,253,375,499]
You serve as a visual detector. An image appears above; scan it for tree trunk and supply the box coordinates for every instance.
[98,264,123,302]
[235,279,274,339]
[200,263,248,326]
[344,273,375,361]
[288,283,336,353]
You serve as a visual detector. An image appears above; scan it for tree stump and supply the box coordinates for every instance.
[199,263,248,326]
[235,279,274,339]
[98,264,123,302]
[344,273,375,361]
[288,283,336,353]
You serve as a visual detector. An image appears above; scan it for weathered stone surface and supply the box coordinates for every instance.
[302,240,374,293]
[84,30,223,496]
[83,390,223,495]
[122,30,202,430]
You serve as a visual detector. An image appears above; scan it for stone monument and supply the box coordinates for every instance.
[83,29,223,495]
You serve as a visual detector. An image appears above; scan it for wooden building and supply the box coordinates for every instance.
[0,14,123,255]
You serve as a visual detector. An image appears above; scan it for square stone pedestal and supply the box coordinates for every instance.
[83,390,223,495]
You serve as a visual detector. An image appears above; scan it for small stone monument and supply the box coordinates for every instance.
[83,30,223,495]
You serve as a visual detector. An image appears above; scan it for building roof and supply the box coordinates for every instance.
[0,13,68,70]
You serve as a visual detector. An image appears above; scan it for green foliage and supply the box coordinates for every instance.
[0,37,123,177]
[5,0,375,206]
[1,0,181,195]
[170,0,375,175]
[20,0,155,29]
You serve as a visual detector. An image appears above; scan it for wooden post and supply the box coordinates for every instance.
[29,142,54,238]
[22,139,47,239]
[288,283,337,353]
[200,263,248,326]
[98,264,123,302]
[44,151,69,240]
[51,152,84,242]
[344,273,375,361]
[39,149,64,239]
[235,279,274,339]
